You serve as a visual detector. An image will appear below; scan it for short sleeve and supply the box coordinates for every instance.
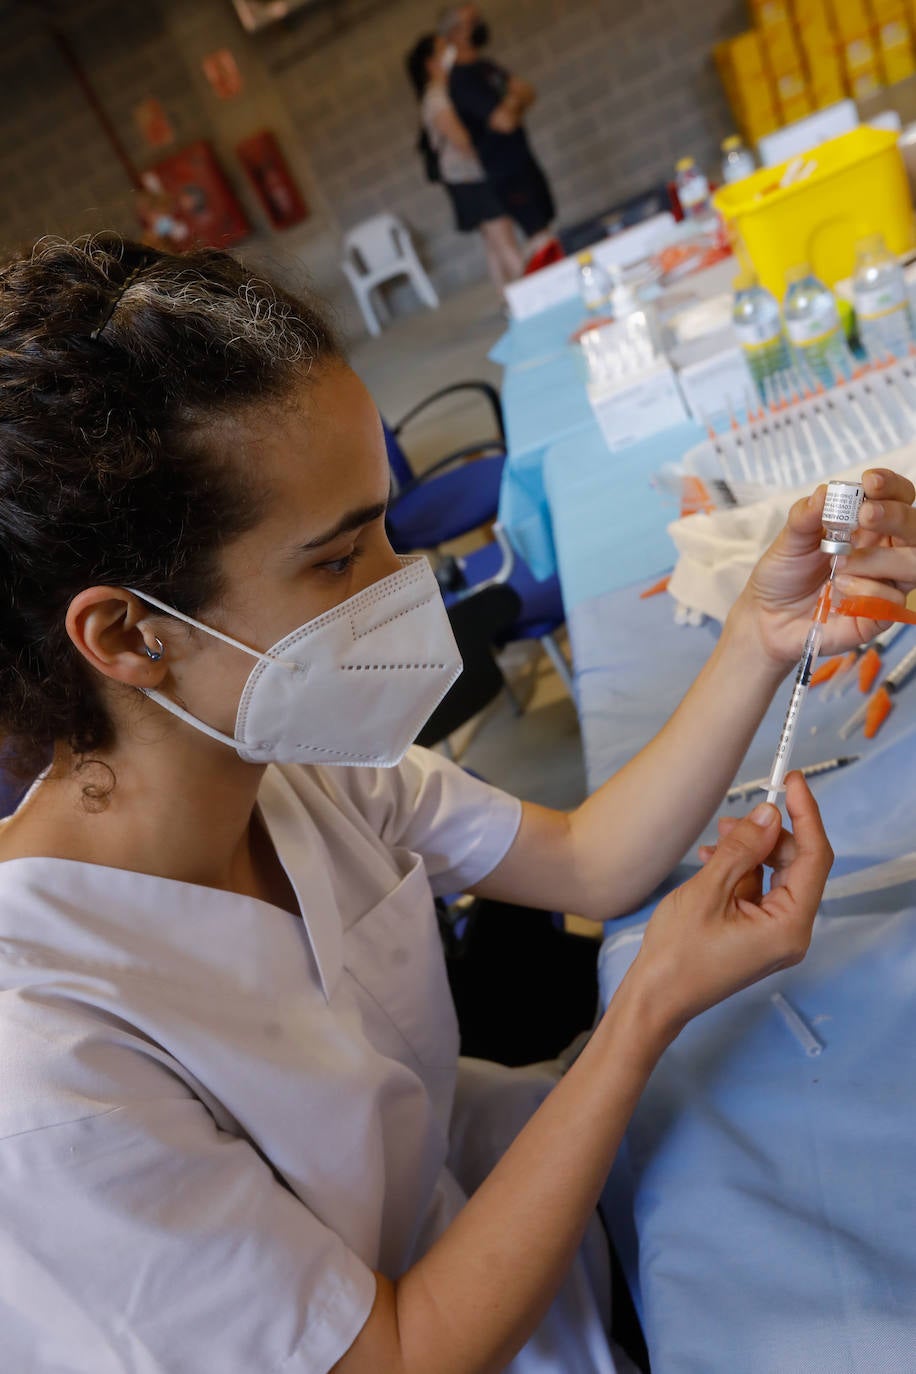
[339,747,523,896]
[0,1088,376,1373]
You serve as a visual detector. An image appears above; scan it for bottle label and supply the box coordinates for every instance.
[679,175,709,208]
[785,292,839,347]
[734,318,782,349]
[855,284,908,322]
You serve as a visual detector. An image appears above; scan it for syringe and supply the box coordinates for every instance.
[764,480,866,806]
[765,581,833,804]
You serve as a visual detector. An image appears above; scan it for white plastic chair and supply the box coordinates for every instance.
[340,213,439,337]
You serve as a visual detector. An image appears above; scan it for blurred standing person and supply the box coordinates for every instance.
[440,5,557,260]
[407,34,524,288]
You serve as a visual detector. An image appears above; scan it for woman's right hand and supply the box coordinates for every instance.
[626,771,833,1044]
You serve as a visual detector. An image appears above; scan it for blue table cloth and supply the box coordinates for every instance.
[488,297,590,370]
[498,350,596,580]
[572,577,916,1371]
[543,422,702,614]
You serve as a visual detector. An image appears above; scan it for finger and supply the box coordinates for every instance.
[698,844,715,865]
[833,573,907,607]
[763,818,796,873]
[717,815,739,838]
[734,865,765,907]
[701,802,781,892]
[863,468,916,508]
[857,497,916,545]
[778,773,834,904]
[778,485,829,557]
[838,544,916,588]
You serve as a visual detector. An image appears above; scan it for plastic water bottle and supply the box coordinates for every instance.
[853,233,913,361]
[783,267,851,387]
[721,135,756,184]
[675,156,712,221]
[733,274,791,394]
[576,250,612,313]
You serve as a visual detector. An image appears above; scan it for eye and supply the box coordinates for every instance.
[317,547,364,577]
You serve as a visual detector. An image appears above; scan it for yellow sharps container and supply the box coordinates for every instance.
[713,127,915,299]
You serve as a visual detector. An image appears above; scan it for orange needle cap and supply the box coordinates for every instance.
[858,646,881,693]
[864,686,893,739]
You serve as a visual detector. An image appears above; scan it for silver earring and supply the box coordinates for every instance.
[144,637,165,662]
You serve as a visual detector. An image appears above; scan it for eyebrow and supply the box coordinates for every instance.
[297,497,389,551]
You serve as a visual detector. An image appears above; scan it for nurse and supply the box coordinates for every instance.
[0,234,913,1374]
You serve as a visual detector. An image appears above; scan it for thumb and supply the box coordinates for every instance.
[776,485,829,559]
[702,801,781,890]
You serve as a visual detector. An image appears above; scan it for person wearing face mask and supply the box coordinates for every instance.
[0,234,914,1374]
[439,4,557,261]
[406,33,524,288]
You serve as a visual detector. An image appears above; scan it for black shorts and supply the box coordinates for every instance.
[444,179,505,233]
[491,161,555,237]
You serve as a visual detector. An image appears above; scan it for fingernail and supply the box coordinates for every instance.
[833,574,852,591]
[750,802,777,827]
[867,470,885,491]
[864,501,884,521]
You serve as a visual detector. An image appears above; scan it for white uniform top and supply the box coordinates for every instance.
[0,750,523,1373]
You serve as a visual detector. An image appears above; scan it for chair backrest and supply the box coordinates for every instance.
[344,214,408,275]
[415,583,521,747]
[382,418,414,490]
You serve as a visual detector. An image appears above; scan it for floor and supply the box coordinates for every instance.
[349,282,588,817]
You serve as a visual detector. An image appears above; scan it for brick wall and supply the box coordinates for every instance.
[0,0,745,335]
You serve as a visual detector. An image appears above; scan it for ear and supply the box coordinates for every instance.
[65,588,171,690]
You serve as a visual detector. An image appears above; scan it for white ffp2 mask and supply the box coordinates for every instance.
[130,556,462,767]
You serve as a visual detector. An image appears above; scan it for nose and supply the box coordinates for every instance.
[362,535,403,590]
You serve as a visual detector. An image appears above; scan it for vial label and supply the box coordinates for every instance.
[822,482,864,528]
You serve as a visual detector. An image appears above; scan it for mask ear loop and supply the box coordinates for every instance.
[126,588,296,672]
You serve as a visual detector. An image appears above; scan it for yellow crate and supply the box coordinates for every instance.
[811,72,849,102]
[849,61,884,92]
[743,103,783,139]
[869,0,909,19]
[774,68,809,100]
[764,19,804,73]
[751,0,792,24]
[739,76,782,111]
[841,31,879,68]
[725,30,769,80]
[793,0,832,19]
[712,126,915,297]
[804,32,845,78]
[781,91,816,119]
[878,16,913,45]
[881,40,916,81]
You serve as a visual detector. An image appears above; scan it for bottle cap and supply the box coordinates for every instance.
[577,250,593,265]
[722,135,741,152]
[676,157,695,172]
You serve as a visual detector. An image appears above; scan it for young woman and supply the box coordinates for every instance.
[0,234,913,1374]
[407,33,524,287]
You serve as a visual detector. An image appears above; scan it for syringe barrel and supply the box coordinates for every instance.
[766,623,824,794]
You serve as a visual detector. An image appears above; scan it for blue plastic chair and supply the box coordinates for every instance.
[383,380,507,553]
[445,525,573,699]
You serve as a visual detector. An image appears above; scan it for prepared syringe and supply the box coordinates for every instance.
[765,481,865,805]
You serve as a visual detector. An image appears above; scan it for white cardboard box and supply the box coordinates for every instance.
[587,359,689,451]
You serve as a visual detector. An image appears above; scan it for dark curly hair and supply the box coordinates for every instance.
[0,232,340,781]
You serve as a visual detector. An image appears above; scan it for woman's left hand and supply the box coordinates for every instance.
[737,468,916,671]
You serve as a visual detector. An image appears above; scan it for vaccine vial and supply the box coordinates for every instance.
[820,480,865,554]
